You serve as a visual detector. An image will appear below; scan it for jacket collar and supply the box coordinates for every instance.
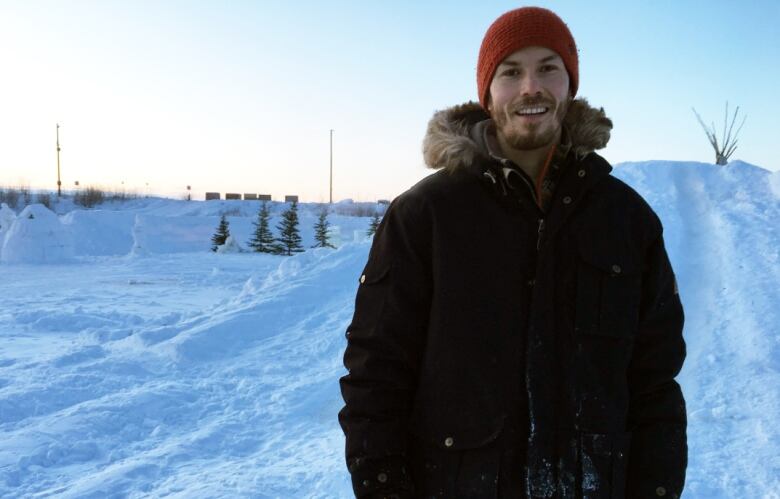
[422,98,613,172]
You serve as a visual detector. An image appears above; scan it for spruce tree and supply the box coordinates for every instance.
[367,212,381,237]
[312,209,336,249]
[211,214,231,252]
[248,202,275,253]
[275,201,304,256]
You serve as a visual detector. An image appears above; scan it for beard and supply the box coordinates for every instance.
[493,95,570,151]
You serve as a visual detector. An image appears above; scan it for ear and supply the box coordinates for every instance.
[486,94,493,114]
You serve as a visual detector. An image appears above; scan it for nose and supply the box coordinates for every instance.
[519,73,542,96]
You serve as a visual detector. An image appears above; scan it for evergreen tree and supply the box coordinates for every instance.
[312,209,336,249]
[275,201,304,256]
[248,202,276,253]
[211,214,230,252]
[367,212,381,237]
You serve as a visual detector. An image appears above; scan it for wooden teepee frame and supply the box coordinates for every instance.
[692,102,747,165]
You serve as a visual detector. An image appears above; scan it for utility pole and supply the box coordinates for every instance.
[56,123,62,197]
[329,129,333,204]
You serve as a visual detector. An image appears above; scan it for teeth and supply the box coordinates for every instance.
[517,107,548,115]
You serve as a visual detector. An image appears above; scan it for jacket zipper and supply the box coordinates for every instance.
[536,218,545,250]
[502,165,538,206]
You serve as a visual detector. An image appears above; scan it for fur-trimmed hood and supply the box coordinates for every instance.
[423,99,613,171]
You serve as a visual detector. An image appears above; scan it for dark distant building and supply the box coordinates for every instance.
[225,193,241,200]
[205,192,220,201]
[243,193,258,200]
[258,194,272,201]
[284,195,299,203]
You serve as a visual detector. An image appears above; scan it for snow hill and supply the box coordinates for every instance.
[0,160,778,498]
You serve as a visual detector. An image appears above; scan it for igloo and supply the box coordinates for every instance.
[1,204,74,264]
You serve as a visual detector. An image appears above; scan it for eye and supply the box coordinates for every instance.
[539,64,558,73]
[501,68,519,77]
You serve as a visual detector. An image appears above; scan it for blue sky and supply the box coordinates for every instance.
[1,0,777,201]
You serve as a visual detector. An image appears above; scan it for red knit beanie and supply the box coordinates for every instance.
[477,7,579,109]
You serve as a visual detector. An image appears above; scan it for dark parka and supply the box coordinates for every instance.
[339,99,687,499]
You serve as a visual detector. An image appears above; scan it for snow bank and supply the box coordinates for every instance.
[1,204,74,264]
[1,198,383,258]
[613,160,780,498]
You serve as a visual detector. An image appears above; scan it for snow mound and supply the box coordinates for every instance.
[613,160,780,498]
[1,204,74,264]
[215,235,244,254]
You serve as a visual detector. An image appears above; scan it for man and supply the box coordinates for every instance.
[339,6,687,498]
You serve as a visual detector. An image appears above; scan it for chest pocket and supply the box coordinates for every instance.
[575,240,641,339]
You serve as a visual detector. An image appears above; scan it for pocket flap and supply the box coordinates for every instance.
[358,263,391,285]
[578,239,640,276]
[409,413,505,452]
[576,239,642,338]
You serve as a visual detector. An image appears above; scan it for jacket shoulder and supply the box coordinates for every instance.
[393,167,482,212]
[585,153,663,237]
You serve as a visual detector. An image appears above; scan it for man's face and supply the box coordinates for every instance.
[487,46,571,151]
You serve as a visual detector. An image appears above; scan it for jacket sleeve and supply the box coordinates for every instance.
[626,229,688,499]
[338,194,432,498]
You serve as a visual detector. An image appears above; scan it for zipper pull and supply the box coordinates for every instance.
[536,218,545,250]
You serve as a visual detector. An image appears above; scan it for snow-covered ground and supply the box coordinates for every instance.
[0,161,778,498]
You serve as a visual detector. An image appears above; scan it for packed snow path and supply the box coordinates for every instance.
[0,161,778,497]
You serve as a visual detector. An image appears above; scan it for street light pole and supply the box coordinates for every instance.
[329,129,333,204]
[56,123,62,197]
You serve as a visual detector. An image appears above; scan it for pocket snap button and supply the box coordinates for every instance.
[444,437,454,447]
[563,196,572,205]
[360,274,366,284]
[377,472,388,483]
[656,486,667,496]
[611,264,622,274]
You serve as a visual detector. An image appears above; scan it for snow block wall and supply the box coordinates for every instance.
[61,209,136,256]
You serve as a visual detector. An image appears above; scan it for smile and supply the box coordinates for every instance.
[515,106,549,116]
